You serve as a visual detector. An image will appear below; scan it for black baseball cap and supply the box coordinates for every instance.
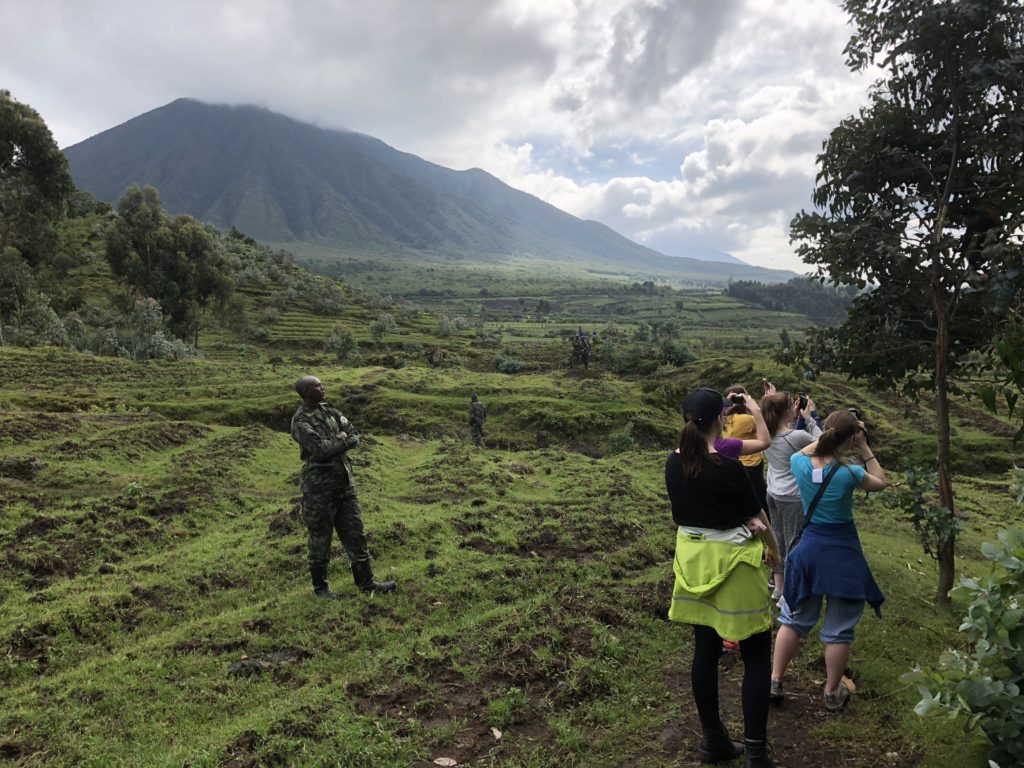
[682,387,725,427]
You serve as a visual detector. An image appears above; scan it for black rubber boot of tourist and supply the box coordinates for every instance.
[351,560,397,593]
[743,739,775,768]
[698,723,743,764]
[310,566,337,599]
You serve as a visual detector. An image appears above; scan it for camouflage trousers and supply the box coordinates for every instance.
[302,484,370,570]
[469,422,484,447]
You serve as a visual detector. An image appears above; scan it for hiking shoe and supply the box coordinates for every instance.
[722,640,740,653]
[769,679,784,704]
[314,587,339,600]
[824,680,851,711]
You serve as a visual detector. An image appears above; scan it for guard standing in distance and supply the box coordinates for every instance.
[468,393,486,448]
[290,375,397,598]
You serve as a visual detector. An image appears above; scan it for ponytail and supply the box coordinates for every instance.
[677,421,717,480]
[813,410,860,462]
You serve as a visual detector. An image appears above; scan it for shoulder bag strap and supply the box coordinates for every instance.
[790,461,841,548]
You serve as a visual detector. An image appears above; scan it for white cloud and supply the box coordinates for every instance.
[0,0,873,272]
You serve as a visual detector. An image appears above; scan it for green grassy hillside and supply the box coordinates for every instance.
[1,339,1018,767]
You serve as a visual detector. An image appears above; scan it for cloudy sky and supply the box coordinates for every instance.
[2,0,873,272]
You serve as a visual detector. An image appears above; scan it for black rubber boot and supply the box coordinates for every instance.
[698,723,743,764]
[743,739,775,768]
[310,566,337,600]
[351,560,397,593]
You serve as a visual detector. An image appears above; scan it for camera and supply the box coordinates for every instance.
[798,393,808,411]
[728,393,746,405]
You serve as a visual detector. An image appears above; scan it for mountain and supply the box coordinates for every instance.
[64,98,793,284]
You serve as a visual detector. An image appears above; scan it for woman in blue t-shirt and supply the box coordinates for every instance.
[770,409,887,713]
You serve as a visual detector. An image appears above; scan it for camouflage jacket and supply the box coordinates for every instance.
[290,403,360,491]
[469,401,486,425]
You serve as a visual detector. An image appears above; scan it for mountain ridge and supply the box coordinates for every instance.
[64,98,793,284]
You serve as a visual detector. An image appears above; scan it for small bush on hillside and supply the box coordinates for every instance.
[608,432,635,454]
[494,354,525,374]
[96,327,129,358]
[305,280,345,314]
[436,313,455,338]
[659,338,694,366]
[369,313,397,343]
[13,294,68,347]
[885,467,961,562]
[904,528,1024,768]
[323,326,358,363]
[145,331,195,360]
[62,311,86,348]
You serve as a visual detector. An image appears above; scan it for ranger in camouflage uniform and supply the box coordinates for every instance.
[290,375,397,598]
[468,393,486,448]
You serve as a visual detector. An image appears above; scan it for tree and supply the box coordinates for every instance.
[106,186,234,347]
[323,325,357,362]
[790,0,1024,603]
[0,246,33,346]
[369,313,396,344]
[0,91,74,265]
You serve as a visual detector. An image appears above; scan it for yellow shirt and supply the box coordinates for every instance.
[722,413,763,468]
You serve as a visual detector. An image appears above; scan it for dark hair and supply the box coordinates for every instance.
[761,392,792,436]
[724,384,748,416]
[677,419,721,481]
[813,409,861,461]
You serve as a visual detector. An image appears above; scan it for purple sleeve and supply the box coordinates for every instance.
[714,437,743,460]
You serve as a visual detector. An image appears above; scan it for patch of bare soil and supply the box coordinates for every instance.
[0,456,46,480]
[5,622,56,671]
[220,729,262,768]
[267,504,302,537]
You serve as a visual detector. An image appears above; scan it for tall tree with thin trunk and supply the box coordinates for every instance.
[791,0,1024,604]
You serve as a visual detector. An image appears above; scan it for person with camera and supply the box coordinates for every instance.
[666,387,781,767]
[769,408,887,712]
[760,385,821,602]
[723,385,769,516]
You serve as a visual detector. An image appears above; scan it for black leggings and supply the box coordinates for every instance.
[691,624,771,741]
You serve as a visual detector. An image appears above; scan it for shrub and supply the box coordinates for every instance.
[436,313,455,338]
[96,327,129,358]
[14,293,68,347]
[369,313,396,343]
[494,354,525,374]
[323,326,358,362]
[608,432,635,454]
[145,331,194,360]
[247,326,270,343]
[305,280,345,314]
[903,528,1024,768]
[885,467,961,562]
[658,338,694,366]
